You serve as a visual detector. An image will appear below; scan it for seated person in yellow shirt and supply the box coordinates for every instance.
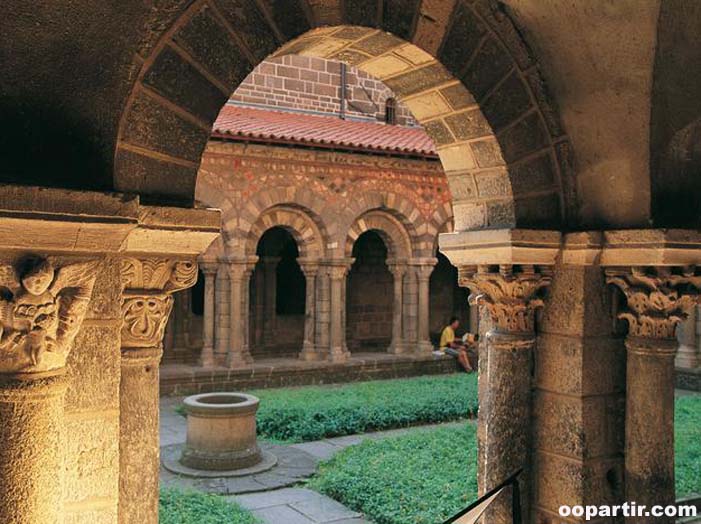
[439,316,473,372]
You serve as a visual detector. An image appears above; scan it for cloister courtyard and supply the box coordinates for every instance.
[3,1,701,523]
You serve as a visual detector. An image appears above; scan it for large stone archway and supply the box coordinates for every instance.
[115,5,572,231]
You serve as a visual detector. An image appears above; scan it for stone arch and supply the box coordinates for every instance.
[243,205,327,259]
[345,210,413,260]
[115,3,573,231]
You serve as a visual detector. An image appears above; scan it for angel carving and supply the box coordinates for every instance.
[0,257,99,373]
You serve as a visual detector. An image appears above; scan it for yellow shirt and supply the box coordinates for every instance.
[439,326,455,349]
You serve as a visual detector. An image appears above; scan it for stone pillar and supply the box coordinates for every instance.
[460,264,552,523]
[227,258,256,367]
[199,263,217,367]
[606,267,700,524]
[214,262,230,365]
[403,268,418,351]
[329,260,352,362]
[262,256,280,347]
[299,261,322,361]
[676,305,700,368]
[316,264,332,356]
[119,257,197,524]
[0,256,99,524]
[253,264,265,348]
[416,259,437,352]
[388,262,406,354]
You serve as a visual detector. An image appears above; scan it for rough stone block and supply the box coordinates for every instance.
[64,414,120,505]
[437,1,486,74]
[460,36,512,101]
[216,0,278,61]
[480,71,532,131]
[65,326,121,411]
[173,6,253,91]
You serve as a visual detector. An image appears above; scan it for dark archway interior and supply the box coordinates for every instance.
[251,226,305,357]
[429,252,470,344]
[347,230,393,352]
[190,269,205,316]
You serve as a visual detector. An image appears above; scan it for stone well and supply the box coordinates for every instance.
[179,392,262,471]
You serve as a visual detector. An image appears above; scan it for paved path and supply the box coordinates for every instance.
[160,396,467,524]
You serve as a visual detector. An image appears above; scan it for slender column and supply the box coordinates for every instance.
[460,264,552,523]
[316,264,332,355]
[227,258,256,367]
[403,267,418,351]
[0,256,98,524]
[299,261,321,361]
[387,262,406,354]
[214,262,230,365]
[606,267,701,524]
[199,263,217,367]
[253,264,265,348]
[676,305,699,368]
[329,260,352,362]
[262,256,280,347]
[416,259,437,352]
[119,257,197,524]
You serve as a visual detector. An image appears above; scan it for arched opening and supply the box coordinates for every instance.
[429,252,470,345]
[346,230,393,352]
[250,226,306,358]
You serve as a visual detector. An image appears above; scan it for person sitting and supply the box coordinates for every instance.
[439,316,472,372]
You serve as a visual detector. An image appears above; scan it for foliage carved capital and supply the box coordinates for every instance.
[459,264,552,334]
[606,266,701,340]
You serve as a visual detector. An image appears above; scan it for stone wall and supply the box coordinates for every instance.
[231,55,417,125]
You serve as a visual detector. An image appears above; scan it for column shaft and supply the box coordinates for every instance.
[227,262,254,367]
[329,264,350,362]
[625,337,676,524]
[676,306,699,368]
[388,265,405,354]
[200,266,217,366]
[416,263,435,352]
[299,265,320,361]
[0,374,66,524]
[214,263,230,364]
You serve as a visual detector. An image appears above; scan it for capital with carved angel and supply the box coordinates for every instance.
[605,266,701,340]
[120,257,198,349]
[0,256,100,374]
[459,264,552,334]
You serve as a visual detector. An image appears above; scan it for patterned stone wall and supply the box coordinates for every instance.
[231,55,417,125]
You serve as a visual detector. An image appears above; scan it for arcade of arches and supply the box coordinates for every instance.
[3,2,701,524]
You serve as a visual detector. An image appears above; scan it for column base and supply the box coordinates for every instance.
[299,344,326,361]
[387,341,406,355]
[676,344,699,368]
[199,346,215,367]
[227,352,253,368]
[417,340,434,353]
[329,347,350,363]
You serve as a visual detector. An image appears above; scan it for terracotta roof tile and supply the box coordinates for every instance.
[212,105,437,157]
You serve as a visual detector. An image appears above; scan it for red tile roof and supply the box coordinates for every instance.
[211,105,437,157]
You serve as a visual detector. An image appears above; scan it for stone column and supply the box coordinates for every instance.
[316,264,332,356]
[387,262,406,354]
[253,263,265,348]
[416,259,437,352]
[676,305,700,368]
[227,258,256,367]
[460,264,552,523]
[403,268,418,351]
[262,256,280,347]
[606,267,700,524]
[0,256,99,524]
[299,261,321,361]
[199,263,217,367]
[214,261,230,365]
[329,260,352,362]
[119,257,198,524]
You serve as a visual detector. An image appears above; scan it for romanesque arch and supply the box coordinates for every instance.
[244,205,327,259]
[115,3,572,232]
[345,210,414,260]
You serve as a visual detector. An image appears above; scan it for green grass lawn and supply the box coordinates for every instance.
[177,373,478,443]
[310,395,701,524]
[160,488,259,524]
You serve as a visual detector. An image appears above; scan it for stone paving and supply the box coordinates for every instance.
[160,395,467,524]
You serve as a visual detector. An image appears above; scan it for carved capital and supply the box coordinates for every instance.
[0,256,100,374]
[120,257,198,348]
[387,263,407,278]
[121,257,197,293]
[121,293,174,348]
[199,262,218,277]
[606,266,701,340]
[327,258,354,280]
[459,264,552,334]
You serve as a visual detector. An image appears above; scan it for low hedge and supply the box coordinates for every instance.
[675,395,701,497]
[160,488,259,524]
[176,373,478,443]
[309,423,478,524]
